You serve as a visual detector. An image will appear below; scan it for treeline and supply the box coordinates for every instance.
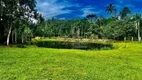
[0,2,142,45]
[0,0,44,45]
[36,5,142,41]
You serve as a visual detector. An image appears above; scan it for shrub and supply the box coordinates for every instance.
[16,44,26,48]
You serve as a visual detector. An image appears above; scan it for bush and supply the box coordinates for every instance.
[91,34,98,39]
[16,44,27,48]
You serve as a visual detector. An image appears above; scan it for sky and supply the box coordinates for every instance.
[36,0,142,19]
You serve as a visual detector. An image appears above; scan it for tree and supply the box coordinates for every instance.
[106,4,117,18]
[120,7,131,20]
[102,20,135,40]
[0,0,39,45]
[86,14,97,23]
[3,0,20,45]
[133,11,141,41]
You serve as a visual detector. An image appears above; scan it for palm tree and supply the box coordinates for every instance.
[86,14,97,23]
[106,4,117,18]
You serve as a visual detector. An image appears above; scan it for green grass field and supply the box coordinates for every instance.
[0,42,142,80]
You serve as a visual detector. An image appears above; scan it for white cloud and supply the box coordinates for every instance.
[37,0,73,18]
[126,4,135,8]
[58,17,66,20]
[116,0,123,4]
[115,0,130,4]
[81,6,101,17]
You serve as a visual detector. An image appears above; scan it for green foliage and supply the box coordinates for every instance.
[35,19,90,38]
[34,15,141,41]
[90,34,98,39]
[16,44,26,48]
[86,14,97,23]
[1,1,142,45]
[102,20,136,40]
[120,7,131,20]
[0,0,43,45]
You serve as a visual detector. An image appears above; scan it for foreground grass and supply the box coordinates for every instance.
[0,43,142,80]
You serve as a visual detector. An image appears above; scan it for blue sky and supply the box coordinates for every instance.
[36,0,142,19]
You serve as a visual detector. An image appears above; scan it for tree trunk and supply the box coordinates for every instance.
[124,37,126,42]
[21,33,24,44]
[138,29,141,41]
[138,21,141,42]
[91,18,93,23]
[15,28,17,44]
[7,25,12,45]
[12,31,14,44]
[114,11,117,19]
[131,37,134,41]
[77,29,80,37]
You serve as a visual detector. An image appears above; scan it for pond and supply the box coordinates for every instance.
[35,41,113,50]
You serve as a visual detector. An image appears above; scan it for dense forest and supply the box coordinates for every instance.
[0,0,142,45]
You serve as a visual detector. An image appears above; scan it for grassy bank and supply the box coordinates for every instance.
[0,42,142,80]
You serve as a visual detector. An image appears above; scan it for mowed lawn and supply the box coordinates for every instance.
[0,43,142,80]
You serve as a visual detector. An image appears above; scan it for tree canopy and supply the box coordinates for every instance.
[0,2,142,45]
